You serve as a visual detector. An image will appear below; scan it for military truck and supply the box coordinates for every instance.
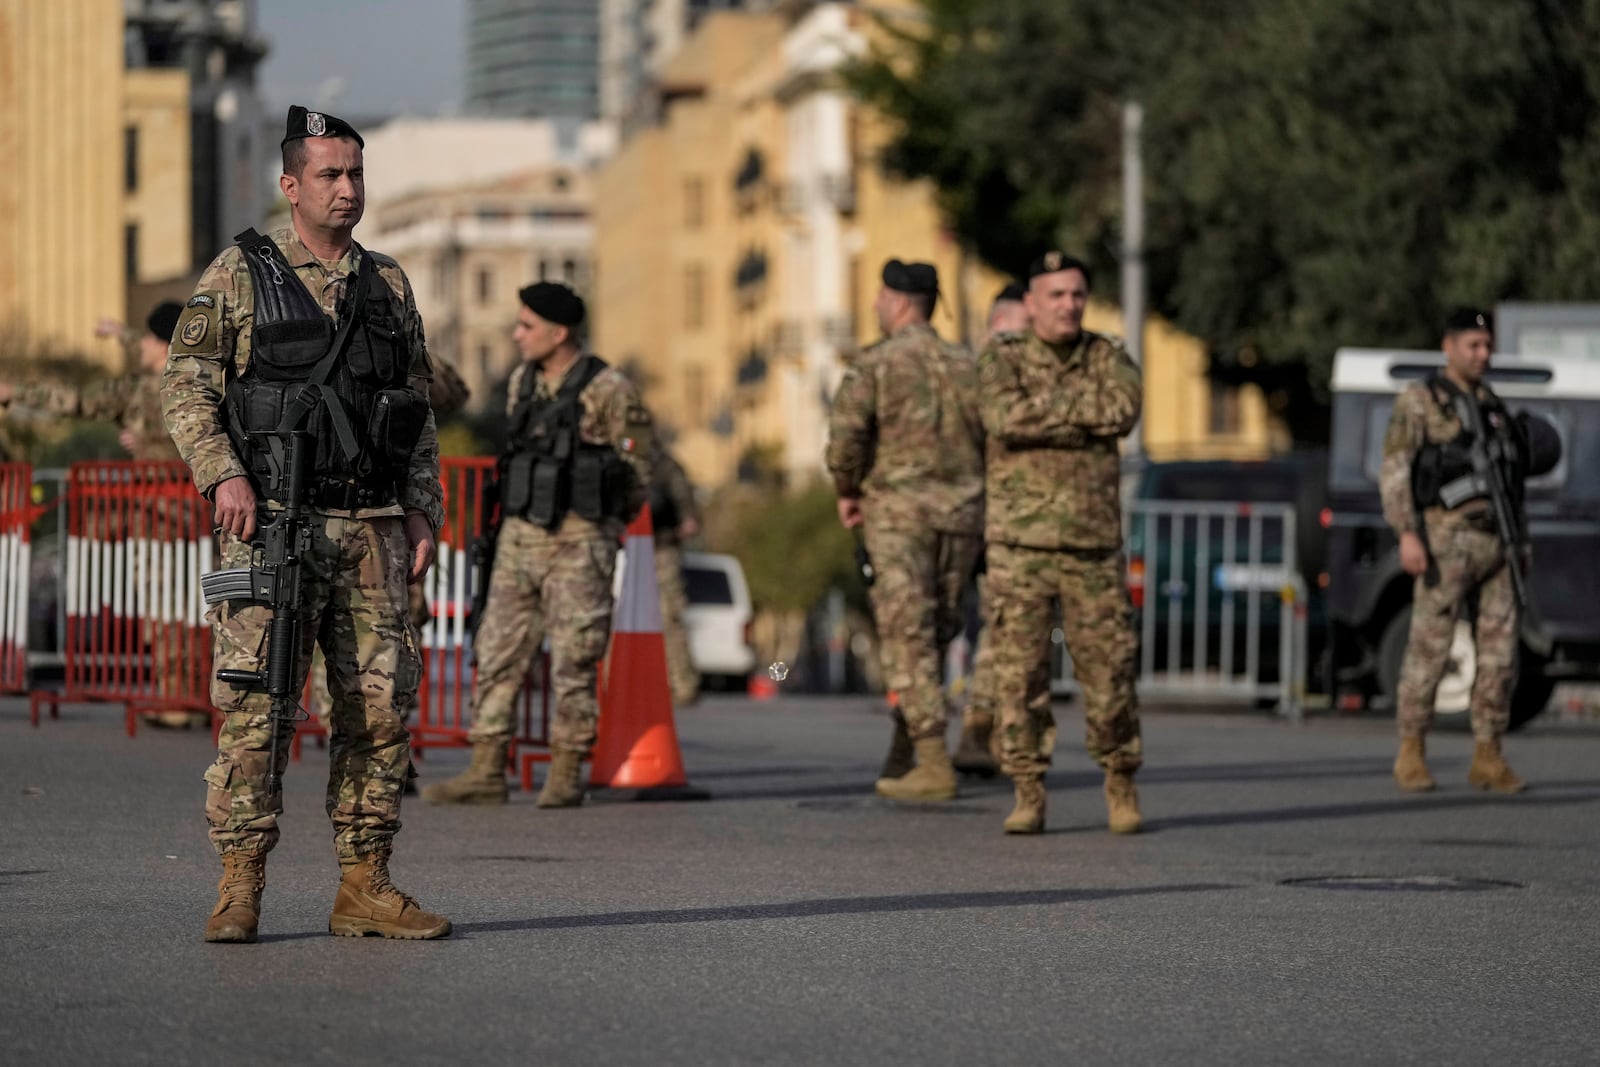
[1323,347,1600,729]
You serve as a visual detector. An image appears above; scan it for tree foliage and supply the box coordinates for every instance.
[847,0,1600,437]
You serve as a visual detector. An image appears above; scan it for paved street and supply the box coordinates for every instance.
[3,694,1599,1066]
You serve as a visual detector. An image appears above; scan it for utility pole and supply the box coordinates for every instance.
[1122,100,1146,458]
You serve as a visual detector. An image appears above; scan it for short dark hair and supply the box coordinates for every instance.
[282,135,360,178]
[910,290,937,319]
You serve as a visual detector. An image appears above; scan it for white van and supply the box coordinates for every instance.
[614,548,756,688]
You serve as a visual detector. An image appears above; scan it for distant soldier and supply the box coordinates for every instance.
[1382,307,1554,793]
[954,282,1033,777]
[826,258,986,801]
[424,281,653,809]
[650,443,703,708]
[977,251,1143,835]
[0,301,205,730]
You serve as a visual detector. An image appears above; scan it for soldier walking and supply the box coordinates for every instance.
[826,259,985,801]
[423,281,652,809]
[977,252,1143,835]
[1382,308,1546,793]
[164,107,451,942]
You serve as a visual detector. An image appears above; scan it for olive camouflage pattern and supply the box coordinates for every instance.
[652,445,701,706]
[165,225,439,860]
[203,517,420,861]
[977,328,1142,777]
[826,322,985,534]
[162,224,445,533]
[826,321,985,739]
[1380,380,1520,739]
[8,370,180,462]
[468,358,652,751]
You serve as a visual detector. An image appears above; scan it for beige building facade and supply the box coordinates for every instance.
[0,0,126,366]
[123,68,193,289]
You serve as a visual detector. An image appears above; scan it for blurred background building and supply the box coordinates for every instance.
[466,0,601,119]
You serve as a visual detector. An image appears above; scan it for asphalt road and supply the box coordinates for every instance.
[3,694,1599,1066]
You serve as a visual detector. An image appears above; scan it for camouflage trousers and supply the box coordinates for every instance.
[865,520,982,740]
[986,542,1142,778]
[469,517,618,754]
[656,539,699,707]
[1398,522,1517,740]
[308,582,430,721]
[203,516,420,862]
[964,573,1049,726]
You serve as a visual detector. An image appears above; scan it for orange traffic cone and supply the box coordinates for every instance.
[588,504,710,802]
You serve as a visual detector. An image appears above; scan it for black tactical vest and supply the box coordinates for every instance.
[223,229,429,508]
[499,354,637,529]
[1411,374,1525,512]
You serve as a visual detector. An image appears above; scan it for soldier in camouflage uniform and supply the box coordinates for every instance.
[954,283,1034,778]
[977,252,1143,836]
[0,302,208,730]
[826,259,985,801]
[650,443,703,707]
[424,281,652,810]
[163,107,450,943]
[1381,307,1535,795]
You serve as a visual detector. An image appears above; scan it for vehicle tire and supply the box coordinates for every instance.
[1379,606,1555,731]
[1376,607,1474,720]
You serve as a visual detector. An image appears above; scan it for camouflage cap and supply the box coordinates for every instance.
[281,105,364,149]
[519,281,585,327]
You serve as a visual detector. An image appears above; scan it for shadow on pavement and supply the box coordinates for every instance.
[452,882,1239,935]
[1149,781,1600,832]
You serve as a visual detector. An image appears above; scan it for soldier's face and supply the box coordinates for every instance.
[1443,327,1492,383]
[1025,269,1089,344]
[985,299,1029,343]
[282,137,365,235]
[873,286,904,334]
[514,307,568,363]
[138,333,168,373]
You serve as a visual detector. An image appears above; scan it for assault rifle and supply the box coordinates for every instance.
[467,466,502,655]
[852,528,875,587]
[199,431,315,796]
[1450,390,1552,657]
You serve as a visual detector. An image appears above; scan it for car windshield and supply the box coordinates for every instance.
[685,567,734,605]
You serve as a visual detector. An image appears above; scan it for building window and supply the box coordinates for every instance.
[685,177,704,229]
[562,258,576,283]
[124,223,139,280]
[478,343,492,387]
[684,264,705,331]
[538,260,549,281]
[685,364,705,424]
[477,267,493,305]
[124,125,138,193]
[1209,381,1241,435]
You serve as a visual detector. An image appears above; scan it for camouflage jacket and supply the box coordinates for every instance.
[977,328,1141,551]
[161,224,444,533]
[1380,378,1504,536]
[10,370,180,462]
[504,355,654,544]
[824,322,985,534]
[650,444,700,545]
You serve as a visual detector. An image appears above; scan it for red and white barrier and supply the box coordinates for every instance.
[0,463,34,694]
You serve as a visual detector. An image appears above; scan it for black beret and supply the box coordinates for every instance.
[882,258,939,295]
[519,281,585,327]
[995,282,1026,303]
[146,300,183,343]
[282,105,364,149]
[1026,250,1092,286]
[1443,306,1492,336]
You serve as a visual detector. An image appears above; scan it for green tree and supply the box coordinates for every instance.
[848,0,1600,438]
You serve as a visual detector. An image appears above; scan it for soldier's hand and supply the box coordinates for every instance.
[0,383,12,406]
[404,511,436,585]
[1399,531,1428,577]
[837,497,864,529]
[118,429,137,455]
[213,477,258,541]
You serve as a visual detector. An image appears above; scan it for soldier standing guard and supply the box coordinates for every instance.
[826,259,986,801]
[423,281,653,809]
[977,252,1143,836]
[1382,307,1547,794]
[164,106,450,943]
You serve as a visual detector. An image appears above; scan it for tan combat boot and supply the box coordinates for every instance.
[1105,770,1142,834]
[204,851,266,944]
[536,750,586,808]
[1467,738,1527,793]
[1393,734,1436,793]
[952,711,1000,778]
[879,710,914,780]
[1003,777,1046,834]
[421,739,508,805]
[875,736,958,800]
[329,853,452,939]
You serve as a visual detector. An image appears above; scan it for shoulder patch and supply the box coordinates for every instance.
[180,314,208,347]
[187,293,215,309]
[174,301,219,354]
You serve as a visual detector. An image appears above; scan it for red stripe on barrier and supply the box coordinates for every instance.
[0,463,32,694]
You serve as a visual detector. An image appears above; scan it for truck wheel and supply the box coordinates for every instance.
[1379,606,1554,730]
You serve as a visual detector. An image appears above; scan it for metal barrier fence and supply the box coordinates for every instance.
[1,463,33,693]
[1052,499,1307,719]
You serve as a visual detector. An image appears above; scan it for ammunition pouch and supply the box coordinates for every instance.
[368,386,429,470]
